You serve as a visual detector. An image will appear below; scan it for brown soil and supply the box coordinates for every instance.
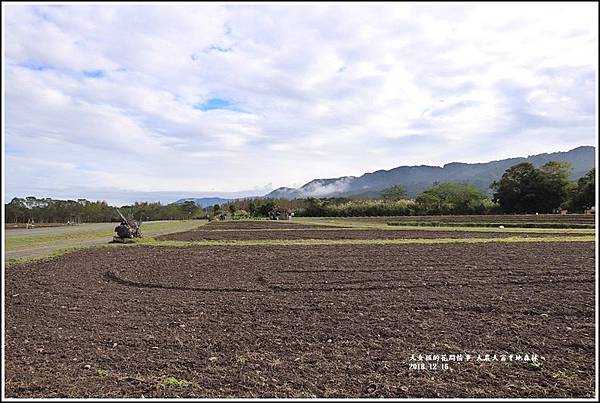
[202,221,345,230]
[156,229,588,242]
[5,242,595,398]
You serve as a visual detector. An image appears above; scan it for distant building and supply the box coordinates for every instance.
[209,213,227,221]
[268,208,293,220]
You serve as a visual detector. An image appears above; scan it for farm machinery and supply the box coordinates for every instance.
[112,208,142,243]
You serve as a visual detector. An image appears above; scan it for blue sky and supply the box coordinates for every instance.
[195,98,237,112]
[3,3,598,205]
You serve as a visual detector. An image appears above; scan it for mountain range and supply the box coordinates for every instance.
[263,146,596,200]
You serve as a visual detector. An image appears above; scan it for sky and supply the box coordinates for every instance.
[3,2,598,205]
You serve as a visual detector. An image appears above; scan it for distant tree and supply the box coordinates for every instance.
[228,204,236,215]
[181,201,199,214]
[300,198,320,216]
[416,183,489,214]
[566,168,595,212]
[247,202,257,216]
[5,198,28,223]
[492,161,573,213]
[381,185,408,201]
[235,209,249,218]
[538,161,573,212]
[256,201,277,217]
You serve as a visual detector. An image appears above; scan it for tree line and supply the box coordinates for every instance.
[4,198,208,224]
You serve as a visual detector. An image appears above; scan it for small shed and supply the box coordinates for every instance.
[268,208,293,220]
[208,213,227,222]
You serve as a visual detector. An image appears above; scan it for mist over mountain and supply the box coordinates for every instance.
[172,197,232,207]
[264,146,596,199]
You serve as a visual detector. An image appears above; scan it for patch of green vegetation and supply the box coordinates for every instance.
[323,386,340,397]
[551,370,576,380]
[160,376,191,388]
[298,386,315,398]
[440,341,461,352]
[96,369,110,377]
[530,361,543,370]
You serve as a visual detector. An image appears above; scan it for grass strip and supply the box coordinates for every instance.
[139,235,595,247]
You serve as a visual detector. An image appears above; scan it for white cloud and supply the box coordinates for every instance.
[3,2,597,203]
